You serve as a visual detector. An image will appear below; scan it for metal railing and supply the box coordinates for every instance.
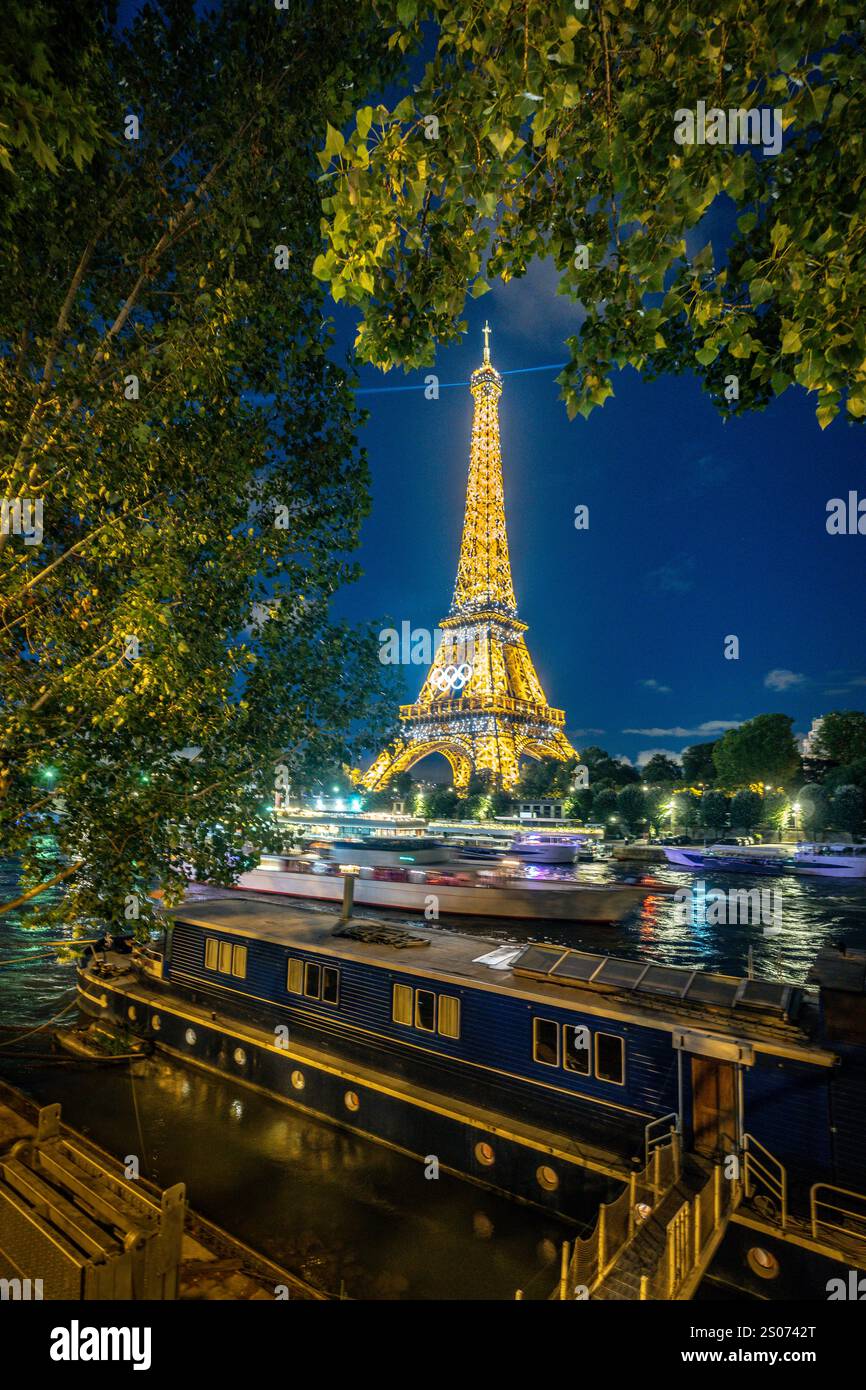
[743,1131,788,1229]
[639,1163,738,1300]
[562,1121,682,1298]
[811,1183,866,1249]
[645,1111,680,1168]
[399,695,566,725]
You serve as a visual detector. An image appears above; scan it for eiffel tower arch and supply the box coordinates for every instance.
[362,325,579,793]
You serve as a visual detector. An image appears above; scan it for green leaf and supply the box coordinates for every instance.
[324,122,345,159]
[749,278,774,306]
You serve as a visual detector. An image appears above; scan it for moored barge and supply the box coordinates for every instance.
[76,895,866,1272]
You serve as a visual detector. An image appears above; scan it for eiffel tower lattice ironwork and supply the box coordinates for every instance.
[362,325,578,793]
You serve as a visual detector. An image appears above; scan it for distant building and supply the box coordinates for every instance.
[517,799,565,821]
[801,717,828,760]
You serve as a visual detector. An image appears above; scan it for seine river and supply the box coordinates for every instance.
[2,852,865,1299]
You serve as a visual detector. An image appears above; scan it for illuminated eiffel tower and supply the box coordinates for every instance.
[362,326,578,793]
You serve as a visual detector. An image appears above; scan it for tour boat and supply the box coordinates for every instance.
[235,850,653,923]
[506,832,584,865]
[662,845,795,875]
[792,843,866,879]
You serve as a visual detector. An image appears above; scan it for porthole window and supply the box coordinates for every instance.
[185,1028,197,1046]
[475,1141,495,1167]
[536,1164,559,1193]
[127,1006,137,1022]
[746,1246,780,1280]
[290,1070,305,1091]
[233,1047,247,1067]
[151,1014,161,1032]
[344,1090,360,1112]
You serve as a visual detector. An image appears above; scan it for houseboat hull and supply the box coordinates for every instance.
[234,865,650,922]
[75,963,621,1222]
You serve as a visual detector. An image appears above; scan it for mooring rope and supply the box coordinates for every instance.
[0,995,78,1048]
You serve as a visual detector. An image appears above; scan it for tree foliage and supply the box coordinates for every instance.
[699,790,729,832]
[0,1,109,190]
[814,710,866,764]
[729,788,763,831]
[0,0,397,932]
[798,783,830,834]
[640,753,681,784]
[681,741,718,785]
[318,0,866,429]
[830,784,864,834]
[616,783,647,831]
[713,714,800,787]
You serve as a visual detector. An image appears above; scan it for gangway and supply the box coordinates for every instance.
[547,1129,866,1300]
[549,1119,740,1301]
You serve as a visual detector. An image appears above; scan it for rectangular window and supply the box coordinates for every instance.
[595,1032,625,1085]
[533,1017,559,1067]
[563,1024,591,1075]
[304,961,321,999]
[218,940,232,974]
[438,995,460,1039]
[287,958,303,994]
[204,938,218,970]
[321,966,340,1006]
[231,944,247,979]
[415,989,436,1033]
[392,982,413,1025]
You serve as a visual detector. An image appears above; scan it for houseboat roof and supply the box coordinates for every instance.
[166,894,828,1062]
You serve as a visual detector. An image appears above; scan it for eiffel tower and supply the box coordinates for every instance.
[362,325,578,793]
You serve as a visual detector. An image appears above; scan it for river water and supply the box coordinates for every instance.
[2,852,865,1299]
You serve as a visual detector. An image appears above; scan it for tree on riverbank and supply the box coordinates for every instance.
[0,1,399,932]
[318,0,866,429]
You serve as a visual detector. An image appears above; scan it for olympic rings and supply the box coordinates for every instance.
[431,663,473,692]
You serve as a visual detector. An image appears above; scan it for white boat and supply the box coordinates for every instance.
[662,844,793,875]
[235,854,657,923]
[506,833,583,865]
[793,843,866,878]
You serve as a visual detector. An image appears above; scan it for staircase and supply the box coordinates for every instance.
[594,1154,727,1300]
[555,1118,740,1301]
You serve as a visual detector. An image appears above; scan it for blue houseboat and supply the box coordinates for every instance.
[76,894,866,1250]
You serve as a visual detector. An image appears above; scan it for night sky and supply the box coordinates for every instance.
[112,1,865,773]
[329,264,866,770]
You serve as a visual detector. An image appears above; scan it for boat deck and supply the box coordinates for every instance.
[163,892,828,1062]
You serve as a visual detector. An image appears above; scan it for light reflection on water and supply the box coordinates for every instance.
[391,861,866,984]
[0,855,572,1300]
[0,1050,568,1300]
[3,854,866,1299]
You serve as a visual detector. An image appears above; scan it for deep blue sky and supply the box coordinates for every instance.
[330,261,866,769]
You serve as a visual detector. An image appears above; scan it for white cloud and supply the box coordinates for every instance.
[623,720,740,738]
[640,678,672,694]
[486,257,586,344]
[764,669,806,692]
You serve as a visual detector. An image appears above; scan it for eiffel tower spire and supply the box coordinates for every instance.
[450,326,517,619]
[362,326,578,792]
